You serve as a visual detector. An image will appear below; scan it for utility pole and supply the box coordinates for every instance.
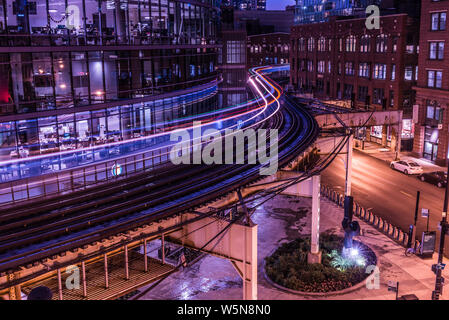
[432,162,449,300]
[342,130,357,251]
[410,191,420,249]
[345,130,353,198]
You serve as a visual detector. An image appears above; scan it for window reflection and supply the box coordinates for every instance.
[1,0,218,46]
[0,0,220,167]
[0,84,218,165]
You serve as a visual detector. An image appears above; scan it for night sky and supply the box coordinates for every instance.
[267,0,295,10]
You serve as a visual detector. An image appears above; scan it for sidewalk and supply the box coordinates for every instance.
[354,141,446,173]
[138,194,449,300]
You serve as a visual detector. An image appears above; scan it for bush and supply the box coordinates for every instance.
[265,232,376,293]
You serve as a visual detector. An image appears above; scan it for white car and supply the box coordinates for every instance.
[390,160,423,175]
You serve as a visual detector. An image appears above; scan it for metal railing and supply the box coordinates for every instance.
[0,144,173,207]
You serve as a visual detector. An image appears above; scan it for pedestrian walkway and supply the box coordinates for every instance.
[138,194,449,300]
[354,141,446,173]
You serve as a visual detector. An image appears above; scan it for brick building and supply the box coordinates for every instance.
[413,0,449,166]
[221,6,293,69]
[290,14,419,148]
[247,33,290,68]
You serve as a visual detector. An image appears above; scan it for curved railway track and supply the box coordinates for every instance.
[0,67,319,274]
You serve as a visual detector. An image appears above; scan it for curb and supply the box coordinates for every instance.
[262,240,379,297]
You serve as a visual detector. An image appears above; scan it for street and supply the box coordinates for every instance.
[321,150,447,252]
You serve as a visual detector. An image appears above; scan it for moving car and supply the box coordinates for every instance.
[390,160,424,175]
[417,171,447,188]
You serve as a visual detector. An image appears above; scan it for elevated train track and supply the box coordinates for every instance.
[0,66,319,294]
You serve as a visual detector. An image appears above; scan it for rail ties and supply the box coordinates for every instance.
[0,71,319,273]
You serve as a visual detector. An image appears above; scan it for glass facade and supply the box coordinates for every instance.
[0,0,219,46]
[294,0,380,25]
[0,0,221,163]
[222,0,266,11]
[0,85,219,161]
[0,48,218,114]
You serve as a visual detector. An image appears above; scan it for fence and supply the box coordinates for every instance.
[320,185,421,250]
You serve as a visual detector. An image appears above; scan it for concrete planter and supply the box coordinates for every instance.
[262,240,378,298]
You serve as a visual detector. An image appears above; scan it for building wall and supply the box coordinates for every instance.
[0,0,220,160]
[222,0,266,11]
[247,33,290,68]
[218,30,248,89]
[290,14,419,114]
[234,10,295,34]
[413,0,449,165]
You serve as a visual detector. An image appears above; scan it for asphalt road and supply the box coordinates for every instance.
[321,150,447,253]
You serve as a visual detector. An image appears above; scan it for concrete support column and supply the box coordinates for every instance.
[308,174,322,264]
[243,223,258,301]
[13,284,21,300]
[7,273,21,300]
[382,124,388,147]
[365,126,371,144]
[57,269,63,300]
[114,0,127,43]
[124,245,129,280]
[144,239,148,272]
[413,124,425,157]
[395,121,402,160]
[345,134,353,197]
[81,261,87,298]
[161,234,166,264]
[104,253,109,289]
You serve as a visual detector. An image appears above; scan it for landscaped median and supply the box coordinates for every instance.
[263,232,377,295]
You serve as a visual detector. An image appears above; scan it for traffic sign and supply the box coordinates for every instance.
[388,281,398,292]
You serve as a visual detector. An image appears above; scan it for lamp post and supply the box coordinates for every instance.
[432,162,449,300]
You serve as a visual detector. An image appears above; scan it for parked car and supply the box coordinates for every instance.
[390,160,424,175]
[417,171,447,188]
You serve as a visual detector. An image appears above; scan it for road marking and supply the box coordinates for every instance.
[400,190,413,198]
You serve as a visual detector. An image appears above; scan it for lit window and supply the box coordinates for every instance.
[373,64,387,80]
[375,34,388,53]
[429,42,445,60]
[427,70,443,88]
[318,37,326,52]
[318,60,325,73]
[431,12,446,31]
[346,35,356,52]
[308,37,315,52]
[359,63,370,78]
[360,35,370,53]
[404,66,413,81]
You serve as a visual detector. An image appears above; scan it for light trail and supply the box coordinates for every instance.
[0,70,278,168]
[0,65,285,190]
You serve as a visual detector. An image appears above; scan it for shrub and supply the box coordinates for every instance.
[265,233,376,293]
